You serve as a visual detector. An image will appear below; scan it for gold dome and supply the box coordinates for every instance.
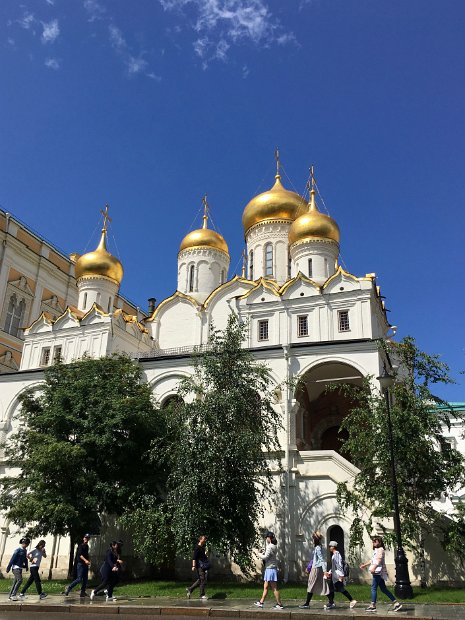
[75,229,124,285]
[289,189,340,246]
[179,211,229,255]
[242,174,307,235]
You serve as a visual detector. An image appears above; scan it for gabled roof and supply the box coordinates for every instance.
[145,291,201,322]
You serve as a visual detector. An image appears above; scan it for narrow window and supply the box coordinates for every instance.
[338,310,350,332]
[265,243,273,276]
[107,297,112,313]
[4,294,17,334]
[9,298,25,338]
[297,315,308,337]
[40,347,51,366]
[83,292,87,308]
[258,319,269,342]
[288,251,292,278]
[308,259,313,278]
[53,345,62,363]
[324,258,329,278]
[221,269,225,284]
[249,250,254,280]
[188,264,195,292]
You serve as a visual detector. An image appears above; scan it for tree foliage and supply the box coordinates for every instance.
[126,313,283,572]
[0,354,165,574]
[334,337,465,561]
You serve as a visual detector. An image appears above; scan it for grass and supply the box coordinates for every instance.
[0,578,465,603]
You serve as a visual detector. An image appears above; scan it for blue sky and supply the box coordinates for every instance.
[1,0,464,400]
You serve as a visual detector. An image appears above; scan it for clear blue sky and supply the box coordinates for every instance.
[1,0,464,400]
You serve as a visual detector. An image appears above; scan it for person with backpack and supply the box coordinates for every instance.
[6,537,30,601]
[64,533,91,597]
[360,536,402,613]
[323,540,357,609]
[186,534,210,600]
[253,532,284,610]
[19,539,47,599]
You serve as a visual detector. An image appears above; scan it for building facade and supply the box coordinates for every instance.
[0,170,463,584]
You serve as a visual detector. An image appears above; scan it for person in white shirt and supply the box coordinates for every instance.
[360,537,402,613]
[19,540,47,599]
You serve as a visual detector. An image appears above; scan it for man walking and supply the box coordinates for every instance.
[64,534,91,598]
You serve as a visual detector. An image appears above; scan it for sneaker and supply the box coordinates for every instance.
[90,590,95,601]
[393,602,403,612]
[39,593,48,600]
[349,600,357,609]
[298,604,310,609]
[9,596,18,601]
[365,605,377,612]
[254,601,263,608]
[200,595,209,600]
[18,593,25,599]
[324,603,336,610]
[63,589,70,596]
[106,595,117,602]
[186,588,191,599]
[273,604,284,610]
[104,589,108,595]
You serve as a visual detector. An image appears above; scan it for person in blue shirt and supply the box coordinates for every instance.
[299,531,330,609]
[6,537,30,601]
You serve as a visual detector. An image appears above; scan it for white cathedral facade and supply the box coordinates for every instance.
[0,168,464,584]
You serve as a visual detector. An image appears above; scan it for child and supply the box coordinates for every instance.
[20,539,47,599]
[6,537,30,601]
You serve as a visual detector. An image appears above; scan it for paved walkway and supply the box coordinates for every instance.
[1,595,465,619]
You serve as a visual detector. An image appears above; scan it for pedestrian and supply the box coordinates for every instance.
[6,537,30,601]
[254,531,284,610]
[90,541,123,602]
[64,534,91,597]
[298,531,330,609]
[19,539,47,599]
[360,536,402,612]
[323,540,356,610]
[186,534,210,601]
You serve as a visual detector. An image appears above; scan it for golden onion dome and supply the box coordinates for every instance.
[75,229,124,285]
[242,174,307,235]
[289,189,340,246]
[179,211,229,255]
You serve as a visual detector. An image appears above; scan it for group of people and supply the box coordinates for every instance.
[254,531,404,612]
[6,533,124,603]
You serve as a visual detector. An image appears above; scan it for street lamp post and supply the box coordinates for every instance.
[377,366,413,600]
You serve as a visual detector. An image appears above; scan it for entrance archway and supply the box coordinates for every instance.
[327,524,345,559]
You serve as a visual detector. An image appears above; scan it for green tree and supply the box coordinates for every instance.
[334,337,465,582]
[126,314,283,572]
[0,354,165,576]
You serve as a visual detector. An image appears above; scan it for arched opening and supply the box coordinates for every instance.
[264,243,273,276]
[188,265,195,292]
[295,361,363,459]
[327,524,345,559]
[161,394,183,411]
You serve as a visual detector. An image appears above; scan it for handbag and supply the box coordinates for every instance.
[306,560,313,573]
[199,559,211,571]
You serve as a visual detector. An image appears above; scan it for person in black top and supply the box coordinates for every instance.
[90,541,123,602]
[186,534,209,600]
[64,534,91,597]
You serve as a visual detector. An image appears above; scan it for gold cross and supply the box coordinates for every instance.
[309,165,316,190]
[275,146,280,175]
[100,204,112,233]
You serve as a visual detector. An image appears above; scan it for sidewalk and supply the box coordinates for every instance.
[1,595,465,619]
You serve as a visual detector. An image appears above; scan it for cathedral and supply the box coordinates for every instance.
[0,164,463,584]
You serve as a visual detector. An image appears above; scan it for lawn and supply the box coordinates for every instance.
[0,578,464,603]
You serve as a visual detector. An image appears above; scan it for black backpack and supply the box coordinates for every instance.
[342,559,350,579]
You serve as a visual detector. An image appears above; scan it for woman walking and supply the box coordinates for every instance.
[298,531,330,609]
[19,540,47,599]
[6,537,30,601]
[186,534,210,600]
[360,537,402,612]
[324,540,356,610]
[254,531,284,610]
[90,541,123,602]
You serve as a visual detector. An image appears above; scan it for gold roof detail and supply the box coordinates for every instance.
[242,173,307,235]
[75,206,124,285]
[179,195,229,255]
[288,173,340,246]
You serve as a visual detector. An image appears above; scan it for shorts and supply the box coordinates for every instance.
[264,568,278,582]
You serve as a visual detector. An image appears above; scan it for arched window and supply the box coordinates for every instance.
[327,525,345,559]
[249,250,254,280]
[4,294,25,338]
[288,251,292,278]
[107,297,113,313]
[265,243,273,276]
[188,264,195,292]
[83,293,87,308]
[4,294,16,334]
[221,269,226,284]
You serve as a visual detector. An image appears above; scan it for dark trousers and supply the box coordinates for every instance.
[21,567,42,595]
[188,568,207,596]
[9,568,23,597]
[327,579,353,604]
[67,563,89,595]
[94,572,119,598]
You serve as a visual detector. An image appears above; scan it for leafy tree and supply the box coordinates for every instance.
[0,354,165,576]
[125,313,283,572]
[333,337,465,583]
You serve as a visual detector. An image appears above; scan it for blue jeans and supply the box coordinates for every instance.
[371,574,396,604]
[67,563,89,595]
